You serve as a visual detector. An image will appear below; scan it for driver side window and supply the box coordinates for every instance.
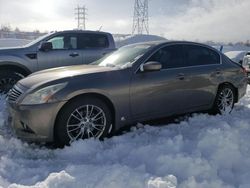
[148,45,184,69]
[47,35,77,50]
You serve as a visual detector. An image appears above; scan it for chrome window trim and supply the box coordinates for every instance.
[135,42,222,74]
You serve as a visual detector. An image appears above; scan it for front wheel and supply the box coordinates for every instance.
[213,85,235,114]
[55,97,113,147]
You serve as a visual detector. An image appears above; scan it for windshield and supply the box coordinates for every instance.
[23,32,52,47]
[96,44,153,68]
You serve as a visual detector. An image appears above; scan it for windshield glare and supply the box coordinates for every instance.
[97,44,152,68]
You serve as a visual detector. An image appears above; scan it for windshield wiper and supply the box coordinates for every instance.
[105,63,116,67]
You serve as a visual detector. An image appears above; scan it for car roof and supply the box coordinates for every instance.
[52,30,111,35]
[126,40,212,46]
[124,40,218,51]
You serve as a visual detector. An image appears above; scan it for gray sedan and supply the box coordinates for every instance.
[8,41,247,146]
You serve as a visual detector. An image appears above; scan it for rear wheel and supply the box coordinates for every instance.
[0,70,25,94]
[55,97,113,147]
[213,85,235,114]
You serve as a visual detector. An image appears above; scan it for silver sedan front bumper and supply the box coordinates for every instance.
[8,101,66,143]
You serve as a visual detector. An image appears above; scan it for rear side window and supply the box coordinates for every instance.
[78,33,109,49]
[183,44,220,66]
[148,45,184,69]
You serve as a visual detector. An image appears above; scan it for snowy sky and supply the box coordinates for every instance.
[0,0,250,42]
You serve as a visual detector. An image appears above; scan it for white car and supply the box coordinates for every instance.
[243,53,250,71]
[224,51,250,64]
[242,53,250,83]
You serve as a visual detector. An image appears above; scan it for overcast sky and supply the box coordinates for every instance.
[0,0,250,42]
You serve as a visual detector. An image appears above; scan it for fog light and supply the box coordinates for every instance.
[20,121,35,134]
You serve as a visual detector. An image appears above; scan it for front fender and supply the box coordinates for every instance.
[61,87,129,130]
[0,54,37,72]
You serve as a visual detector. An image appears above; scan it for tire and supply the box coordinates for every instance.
[54,97,113,147]
[0,70,24,94]
[212,85,236,114]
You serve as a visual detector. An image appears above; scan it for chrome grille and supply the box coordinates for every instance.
[8,85,23,103]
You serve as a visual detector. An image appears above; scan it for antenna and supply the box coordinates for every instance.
[132,0,149,35]
[98,26,103,31]
[75,5,87,30]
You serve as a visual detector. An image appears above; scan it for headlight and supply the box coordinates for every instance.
[21,83,67,105]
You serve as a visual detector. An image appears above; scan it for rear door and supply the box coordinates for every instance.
[78,33,112,64]
[37,33,83,70]
[179,44,222,110]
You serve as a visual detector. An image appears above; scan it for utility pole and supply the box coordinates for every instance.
[132,0,149,35]
[75,5,87,30]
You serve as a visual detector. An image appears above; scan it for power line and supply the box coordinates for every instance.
[132,0,149,35]
[75,5,87,30]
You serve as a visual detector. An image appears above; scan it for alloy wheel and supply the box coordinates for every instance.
[66,104,107,142]
[216,87,234,114]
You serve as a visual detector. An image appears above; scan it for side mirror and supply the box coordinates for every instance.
[140,61,162,72]
[39,41,53,52]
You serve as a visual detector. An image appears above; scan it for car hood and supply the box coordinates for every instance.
[19,65,115,88]
[0,47,25,53]
[0,47,26,56]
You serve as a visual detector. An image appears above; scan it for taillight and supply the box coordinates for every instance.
[241,67,247,76]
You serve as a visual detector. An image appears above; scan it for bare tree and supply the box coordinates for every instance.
[33,29,40,34]
[15,27,20,32]
[1,24,11,32]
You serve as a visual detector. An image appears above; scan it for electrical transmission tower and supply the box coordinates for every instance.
[132,0,149,35]
[75,5,87,30]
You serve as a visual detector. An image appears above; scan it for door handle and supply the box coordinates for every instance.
[69,52,79,57]
[212,69,221,76]
[215,69,221,75]
[176,73,185,80]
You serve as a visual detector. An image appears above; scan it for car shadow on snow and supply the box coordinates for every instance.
[114,102,250,137]
[114,111,205,137]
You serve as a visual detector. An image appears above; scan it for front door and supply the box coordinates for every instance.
[130,44,187,119]
[37,33,83,70]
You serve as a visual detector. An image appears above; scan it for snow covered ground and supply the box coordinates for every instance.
[0,87,250,188]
